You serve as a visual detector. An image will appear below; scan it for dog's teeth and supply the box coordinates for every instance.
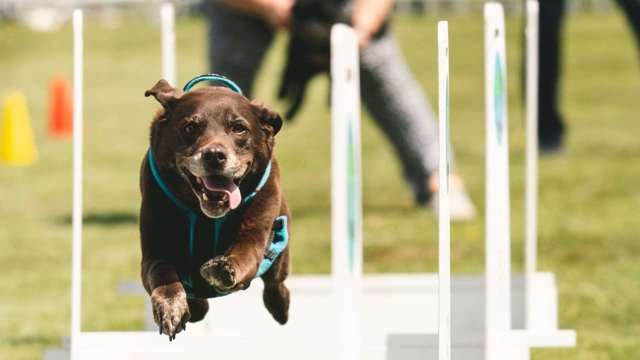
[202,192,208,201]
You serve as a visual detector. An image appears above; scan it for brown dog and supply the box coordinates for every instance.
[140,79,291,341]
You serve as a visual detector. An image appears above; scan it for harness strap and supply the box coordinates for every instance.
[148,150,192,215]
[257,216,289,277]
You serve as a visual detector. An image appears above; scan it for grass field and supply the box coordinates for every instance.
[1,9,639,360]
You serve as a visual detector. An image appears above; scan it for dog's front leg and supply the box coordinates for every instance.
[143,259,191,340]
[200,228,270,293]
[200,185,280,293]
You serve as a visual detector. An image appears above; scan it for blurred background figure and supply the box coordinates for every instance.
[204,0,476,220]
[538,0,640,153]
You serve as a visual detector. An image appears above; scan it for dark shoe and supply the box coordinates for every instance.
[539,132,564,155]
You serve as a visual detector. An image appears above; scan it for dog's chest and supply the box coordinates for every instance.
[172,211,244,299]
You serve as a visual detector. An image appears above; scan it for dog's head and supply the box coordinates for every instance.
[145,79,282,218]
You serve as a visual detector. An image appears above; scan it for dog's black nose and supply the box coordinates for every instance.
[202,148,227,167]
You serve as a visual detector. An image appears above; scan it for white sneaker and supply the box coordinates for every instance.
[429,173,477,221]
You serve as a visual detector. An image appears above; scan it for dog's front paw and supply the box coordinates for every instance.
[200,256,238,293]
[151,284,190,341]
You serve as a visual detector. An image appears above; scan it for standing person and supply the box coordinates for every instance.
[537,0,640,153]
[205,0,476,220]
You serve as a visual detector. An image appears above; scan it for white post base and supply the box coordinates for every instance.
[45,273,574,360]
[388,330,575,360]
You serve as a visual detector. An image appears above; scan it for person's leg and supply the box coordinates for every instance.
[206,2,275,98]
[614,0,640,54]
[359,33,439,203]
[359,33,474,218]
[538,0,567,152]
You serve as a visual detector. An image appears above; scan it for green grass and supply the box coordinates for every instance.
[1,10,639,360]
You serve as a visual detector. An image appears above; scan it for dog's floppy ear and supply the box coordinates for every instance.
[251,100,283,136]
[144,79,183,108]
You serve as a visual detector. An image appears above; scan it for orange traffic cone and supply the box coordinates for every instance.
[0,91,38,166]
[49,76,73,137]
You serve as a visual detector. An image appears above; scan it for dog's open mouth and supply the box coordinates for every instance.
[184,171,242,215]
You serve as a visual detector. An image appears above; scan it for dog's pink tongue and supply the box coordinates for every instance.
[203,177,242,210]
[226,186,241,209]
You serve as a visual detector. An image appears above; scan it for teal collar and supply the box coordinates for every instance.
[183,74,243,95]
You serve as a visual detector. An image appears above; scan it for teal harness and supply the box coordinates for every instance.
[148,74,288,299]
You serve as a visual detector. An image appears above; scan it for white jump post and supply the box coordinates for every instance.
[484,3,511,360]
[525,0,540,331]
[70,8,84,360]
[437,21,452,360]
[160,1,176,86]
[330,24,363,360]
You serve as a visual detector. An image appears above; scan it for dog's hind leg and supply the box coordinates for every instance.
[263,282,290,325]
[187,298,209,323]
[261,248,290,325]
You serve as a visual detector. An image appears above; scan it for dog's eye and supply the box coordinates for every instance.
[231,123,248,134]
[182,123,197,136]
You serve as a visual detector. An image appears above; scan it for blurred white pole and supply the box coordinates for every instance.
[331,24,362,360]
[525,0,540,331]
[484,3,511,360]
[70,8,84,360]
[437,20,452,360]
[160,2,176,86]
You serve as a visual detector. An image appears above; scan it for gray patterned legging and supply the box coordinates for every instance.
[207,4,442,200]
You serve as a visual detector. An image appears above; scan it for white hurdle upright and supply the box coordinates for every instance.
[524,0,540,331]
[483,4,512,359]
[160,1,176,86]
[484,4,575,356]
[330,23,364,360]
[70,9,84,360]
[437,20,452,360]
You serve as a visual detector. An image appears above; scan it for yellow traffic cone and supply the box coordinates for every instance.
[0,91,38,166]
